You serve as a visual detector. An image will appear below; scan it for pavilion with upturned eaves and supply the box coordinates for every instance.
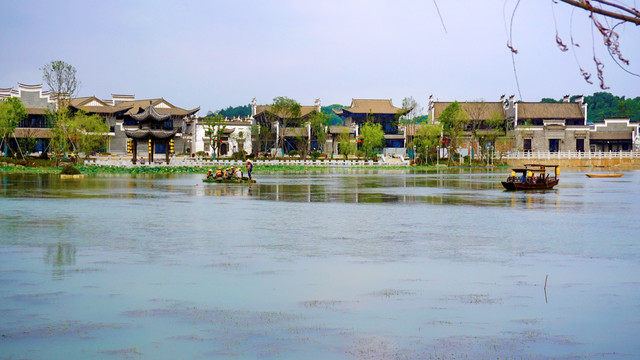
[124,104,178,164]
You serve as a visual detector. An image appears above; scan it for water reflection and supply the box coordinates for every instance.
[44,243,76,280]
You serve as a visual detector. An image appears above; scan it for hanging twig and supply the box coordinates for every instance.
[432,0,448,34]
[559,0,640,25]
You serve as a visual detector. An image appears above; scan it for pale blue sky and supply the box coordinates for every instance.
[1,0,638,115]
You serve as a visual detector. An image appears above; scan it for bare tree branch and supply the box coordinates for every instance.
[558,0,640,25]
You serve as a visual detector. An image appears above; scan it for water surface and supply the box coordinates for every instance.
[1,169,639,359]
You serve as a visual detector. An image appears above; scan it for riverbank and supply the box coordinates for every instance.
[0,163,457,175]
[2,159,639,175]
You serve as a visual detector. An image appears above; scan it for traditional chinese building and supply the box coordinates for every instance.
[428,97,509,158]
[124,103,178,164]
[103,96,199,155]
[0,83,56,154]
[333,99,410,155]
[193,116,253,156]
[251,98,322,155]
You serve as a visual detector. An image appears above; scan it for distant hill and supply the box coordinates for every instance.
[210,104,251,118]
[321,104,344,125]
[541,92,640,122]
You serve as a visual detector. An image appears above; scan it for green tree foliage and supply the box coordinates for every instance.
[540,92,640,122]
[476,110,507,165]
[251,123,271,156]
[337,128,355,160]
[0,97,28,156]
[438,101,468,166]
[270,97,301,152]
[49,109,74,163]
[203,114,226,157]
[321,104,344,125]
[410,123,442,165]
[360,121,385,160]
[68,111,109,158]
[42,60,80,165]
[214,105,251,118]
[585,92,640,122]
[309,111,330,152]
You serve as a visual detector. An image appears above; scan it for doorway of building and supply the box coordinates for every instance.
[524,139,532,152]
[549,139,559,153]
[576,138,584,152]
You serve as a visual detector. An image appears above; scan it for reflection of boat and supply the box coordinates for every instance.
[585,173,623,178]
[502,164,559,191]
[202,177,256,184]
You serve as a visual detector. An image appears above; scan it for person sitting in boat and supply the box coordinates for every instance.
[224,167,235,179]
[234,167,243,179]
[206,169,214,178]
[215,167,223,179]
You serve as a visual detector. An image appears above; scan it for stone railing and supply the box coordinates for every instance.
[83,155,399,167]
[504,151,640,160]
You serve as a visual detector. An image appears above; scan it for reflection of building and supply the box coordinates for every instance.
[333,99,410,155]
[251,98,322,155]
[194,116,252,156]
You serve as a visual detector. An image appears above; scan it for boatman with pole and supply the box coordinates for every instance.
[246,159,253,180]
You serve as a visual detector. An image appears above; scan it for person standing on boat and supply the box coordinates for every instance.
[246,160,253,180]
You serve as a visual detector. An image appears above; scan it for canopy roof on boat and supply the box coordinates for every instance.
[511,164,559,173]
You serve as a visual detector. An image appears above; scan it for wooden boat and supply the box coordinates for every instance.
[585,173,623,178]
[502,164,559,191]
[202,177,256,184]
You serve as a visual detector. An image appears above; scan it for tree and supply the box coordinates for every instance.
[410,123,442,165]
[337,129,355,160]
[309,111,330,152]
[476,111,506,165]
[203,114,226,157]
[68,111,109,159]
[360,121,385,160]
[42,60,80,165]
[48,109,74,164]
[438,101,468,166]
[42,60,79,110]
[251,123,271,157]
[0,97,27,157]
[270,97,301,153]
[508,1,640,90]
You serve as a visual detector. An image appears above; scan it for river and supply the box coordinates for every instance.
[1,169,639,359]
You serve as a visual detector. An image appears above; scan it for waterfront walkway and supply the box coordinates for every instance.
[83,155,410,167]
[504,150,640,160]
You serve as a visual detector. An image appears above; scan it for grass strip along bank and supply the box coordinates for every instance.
[0,163,464,175]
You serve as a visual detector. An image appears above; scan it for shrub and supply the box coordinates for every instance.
[232,151,247,160]
[60,165,81,175]
[310,151,321,160]
[288,150,299,156]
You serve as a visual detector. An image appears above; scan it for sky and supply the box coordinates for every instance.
[1,0,638,115]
